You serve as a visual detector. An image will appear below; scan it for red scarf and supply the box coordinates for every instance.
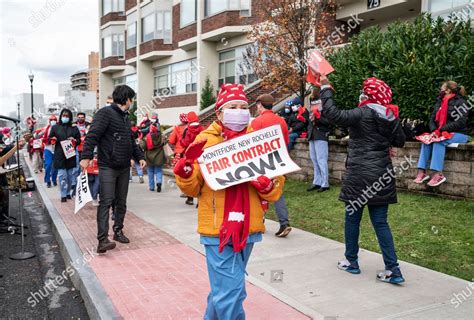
[42,126,52,144]
[435,94,455,131]
[146,126,159,150]
[296,107,307,123]
[218,123,251,253]
[312,109,321,120]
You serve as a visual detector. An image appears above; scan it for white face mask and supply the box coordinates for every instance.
[359,93,368,103]
[50,121,57,126]
[291,105,299,112]
[223,108,250,132]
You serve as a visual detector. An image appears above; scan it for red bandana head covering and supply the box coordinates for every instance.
[359,77,399,118]
[215,83,248,111]
[179,113,188,124]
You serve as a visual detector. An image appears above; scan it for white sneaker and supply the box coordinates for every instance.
[92,200,99,207]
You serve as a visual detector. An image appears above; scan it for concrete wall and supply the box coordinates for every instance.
[288,139,474,199]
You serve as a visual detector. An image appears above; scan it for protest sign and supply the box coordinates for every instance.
[74,172,93,214]
[60,140,76,159]
[306,50,334,85]
[198,125,300,191]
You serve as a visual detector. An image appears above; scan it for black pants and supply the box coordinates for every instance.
[97,166,129,241]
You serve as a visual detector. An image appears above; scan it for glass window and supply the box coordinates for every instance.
[205,0,251,16]
[218,45,256,87]
[154,59,198,96]
[181,0,197,27]
[102,0,124,15]
[142,14,155,42]
[164,11,172,43]
[102,36,112,58]
[156,11,163,39]
[127,22,136,49]
[112,34,124,57]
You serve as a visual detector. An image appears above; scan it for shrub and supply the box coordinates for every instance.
[327,14,473,128]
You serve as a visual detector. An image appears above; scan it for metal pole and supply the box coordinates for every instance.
[30,81,34,115]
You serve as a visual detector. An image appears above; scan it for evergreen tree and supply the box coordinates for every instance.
[200,75,216,111]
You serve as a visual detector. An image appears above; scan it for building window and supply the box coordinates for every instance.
[102,34,124,58]
[142,14,155,42]
[218,45,256,87]
[127,22,136,49]
[113,74,137,91]
[102,0,125,16]
[180,0,197,27]
[154,59,198,96]
[205,0,251,17]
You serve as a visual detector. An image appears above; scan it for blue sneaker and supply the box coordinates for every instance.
[337,259,361,274]
[377,268,405,284]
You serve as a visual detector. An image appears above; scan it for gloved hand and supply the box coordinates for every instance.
[185,139,207,160]
[173,157,194,179]
[432,129,441,138]
[50,137,57,145]
[251,176,274,194]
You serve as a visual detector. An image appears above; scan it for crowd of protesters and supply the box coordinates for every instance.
[13,75,469,319]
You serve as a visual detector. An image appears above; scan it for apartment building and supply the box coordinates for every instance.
[99,0,258,125]
[71,70,89,91]
[98,0,472,125]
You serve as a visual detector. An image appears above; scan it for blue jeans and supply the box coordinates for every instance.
[417,133,469,172]
[58,168,75,198]
[43,149,57,185]
[147,165,163,190]
[309,140,329,187]
[274,195,289,226]
[88,174,100,200]
[130,162,144,180]
[345,204,399,270]
[204,243,254,320]
[288,132,299,150]
[71,152,80,189]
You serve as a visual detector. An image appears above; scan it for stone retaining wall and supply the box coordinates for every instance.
[288,139,474,199]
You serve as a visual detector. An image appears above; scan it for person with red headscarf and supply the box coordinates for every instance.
[174,83,285,318]
[319,75,406,284]
[414,81,470,187]
[139,122,166,192]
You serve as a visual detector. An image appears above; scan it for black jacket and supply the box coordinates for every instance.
[308,100,331,141]
[81,104,144,169]
[288,108,310,135]
[429,94,469,134]
[49,123,81,170]
[321,87,406,205]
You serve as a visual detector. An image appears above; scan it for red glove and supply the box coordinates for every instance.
[251,176,274,194]
[173,158,194,179]
[185,139,207,160]
[70,138,77,148]
[433,129,441,137]
[51,137,57,145]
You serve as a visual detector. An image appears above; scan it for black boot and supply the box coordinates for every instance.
[61,197,67,203]
[156,183,162,193]
[113,230,130,243]
[185,197,194,205]
[97,238,116,253]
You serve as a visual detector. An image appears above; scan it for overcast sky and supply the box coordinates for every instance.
[1,0,98,116]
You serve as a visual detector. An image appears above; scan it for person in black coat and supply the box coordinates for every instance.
[80,85,145,254]
[320,75,406,284]
[287,97,310,150]
[307,88,332,192]
[48,108,81,202]
[414,81,470,187]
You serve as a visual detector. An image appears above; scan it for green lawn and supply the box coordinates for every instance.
[267,179,474,281]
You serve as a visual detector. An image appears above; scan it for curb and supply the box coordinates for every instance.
[25,156,121,320]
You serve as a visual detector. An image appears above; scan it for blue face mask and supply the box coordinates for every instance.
[61,117,70,124]
[285,108,291,114]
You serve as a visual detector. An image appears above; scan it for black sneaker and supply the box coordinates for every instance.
[97,238,116,253]
[61,197,67,203]
[66,195,72,200]
[317,187,330,193]
[113,230,130,243]
[275,224,292,237]
[47,183,51,188]
[53,182,58,187]
[185,197,194,205]
[307,184,321,192]
[157,183,162,193]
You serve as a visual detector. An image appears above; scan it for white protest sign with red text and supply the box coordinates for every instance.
[198,125,300,191]
[60,139,76,159]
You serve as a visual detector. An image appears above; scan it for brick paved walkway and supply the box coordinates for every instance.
[45,177,309,319]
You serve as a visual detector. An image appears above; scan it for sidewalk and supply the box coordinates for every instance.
[32,164,473,319]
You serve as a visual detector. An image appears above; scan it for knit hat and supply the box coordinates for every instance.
[179,113,188,123]
[215,83,248,111]
[187,111,199,124]
[49,115,57,121]
[360,77,399,118]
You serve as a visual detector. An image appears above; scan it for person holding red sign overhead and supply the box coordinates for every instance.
[319,74,406,285]
[174,83,285,319]
[48,108,81,203]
